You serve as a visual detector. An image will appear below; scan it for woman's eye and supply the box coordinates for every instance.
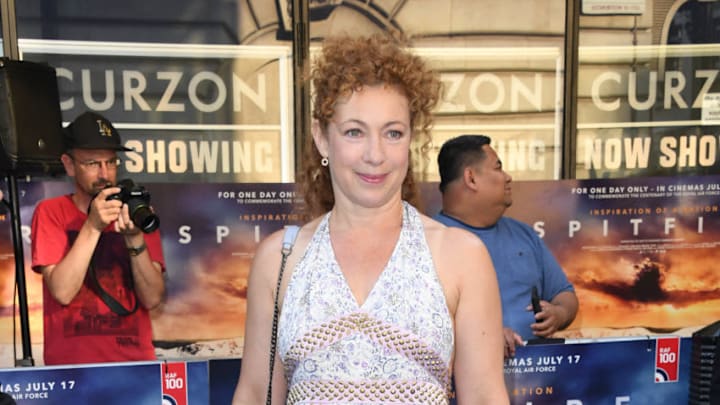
[387,130,404,140]
[345,128,361,137]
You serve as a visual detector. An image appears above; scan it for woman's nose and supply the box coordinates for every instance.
[363,134,385,164]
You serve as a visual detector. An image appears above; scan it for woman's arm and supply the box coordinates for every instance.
[434,224,510,404]
[232,230,289,405]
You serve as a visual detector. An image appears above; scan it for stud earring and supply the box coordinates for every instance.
[321,157,329,167]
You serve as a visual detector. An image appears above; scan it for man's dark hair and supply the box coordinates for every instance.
[437,134,492,193]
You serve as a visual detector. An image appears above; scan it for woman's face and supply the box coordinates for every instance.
[313,84,411,211]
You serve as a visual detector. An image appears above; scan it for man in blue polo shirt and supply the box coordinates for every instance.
[433,134,578,358]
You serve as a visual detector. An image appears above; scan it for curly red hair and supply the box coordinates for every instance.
[298,33,441,219]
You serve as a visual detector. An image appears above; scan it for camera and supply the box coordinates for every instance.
[106,179,160,233]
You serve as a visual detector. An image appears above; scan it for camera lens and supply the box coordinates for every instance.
[114,179,160,233]
[129,204,160,233]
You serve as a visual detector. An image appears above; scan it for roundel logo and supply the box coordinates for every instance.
[162,394,178,405]
[655,368,669,382]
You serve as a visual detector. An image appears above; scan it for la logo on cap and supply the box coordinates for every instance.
[97,119,114,137]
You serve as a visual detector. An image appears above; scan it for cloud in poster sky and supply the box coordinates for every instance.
[150,221,260,342]
[564,212,720,300]
[548,197,720,329]
[151,247,252,342]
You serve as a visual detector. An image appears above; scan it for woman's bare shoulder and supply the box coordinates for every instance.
[421,214,494,314]
[251,218,322,277]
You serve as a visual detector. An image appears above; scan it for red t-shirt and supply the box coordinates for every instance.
[31,194,165,365]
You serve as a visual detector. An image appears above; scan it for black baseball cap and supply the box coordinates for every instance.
[64,111,133,152]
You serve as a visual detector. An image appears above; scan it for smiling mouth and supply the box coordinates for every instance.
[358,173,386,184]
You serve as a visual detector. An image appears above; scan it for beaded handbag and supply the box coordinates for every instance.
[266,225,299,405]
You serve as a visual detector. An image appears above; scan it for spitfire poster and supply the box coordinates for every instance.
[478,175,719,336]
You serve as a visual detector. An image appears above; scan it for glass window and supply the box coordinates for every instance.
[17,0,240,44]
[17,1,294,183]
[14,0,572,183]
[576,0,720,179]
[306,0,567,181]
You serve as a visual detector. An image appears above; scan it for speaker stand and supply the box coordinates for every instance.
[6,174,34,366]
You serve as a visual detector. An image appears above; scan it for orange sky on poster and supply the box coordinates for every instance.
[0,261,44,345]
[551,205,720,333]
[150,250,252,342]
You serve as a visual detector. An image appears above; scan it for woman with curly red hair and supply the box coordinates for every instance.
[233,33,508,405]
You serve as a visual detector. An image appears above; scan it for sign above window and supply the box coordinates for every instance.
[581,0,645,15]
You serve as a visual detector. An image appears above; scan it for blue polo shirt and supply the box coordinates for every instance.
[433,212,574,340]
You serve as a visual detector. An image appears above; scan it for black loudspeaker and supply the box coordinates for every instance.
[688,320,720,404]
[0,57,64,175]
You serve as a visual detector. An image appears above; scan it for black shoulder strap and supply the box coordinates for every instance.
[266,225,300,405]
[87,258,139,316]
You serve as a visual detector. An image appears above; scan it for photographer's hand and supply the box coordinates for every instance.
[88,187,123,231]
[115,204,141,236]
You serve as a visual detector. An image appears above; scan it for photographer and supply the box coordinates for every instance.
[31,111,166,366]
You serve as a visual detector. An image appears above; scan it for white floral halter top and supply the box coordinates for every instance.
[278,202,454,405]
